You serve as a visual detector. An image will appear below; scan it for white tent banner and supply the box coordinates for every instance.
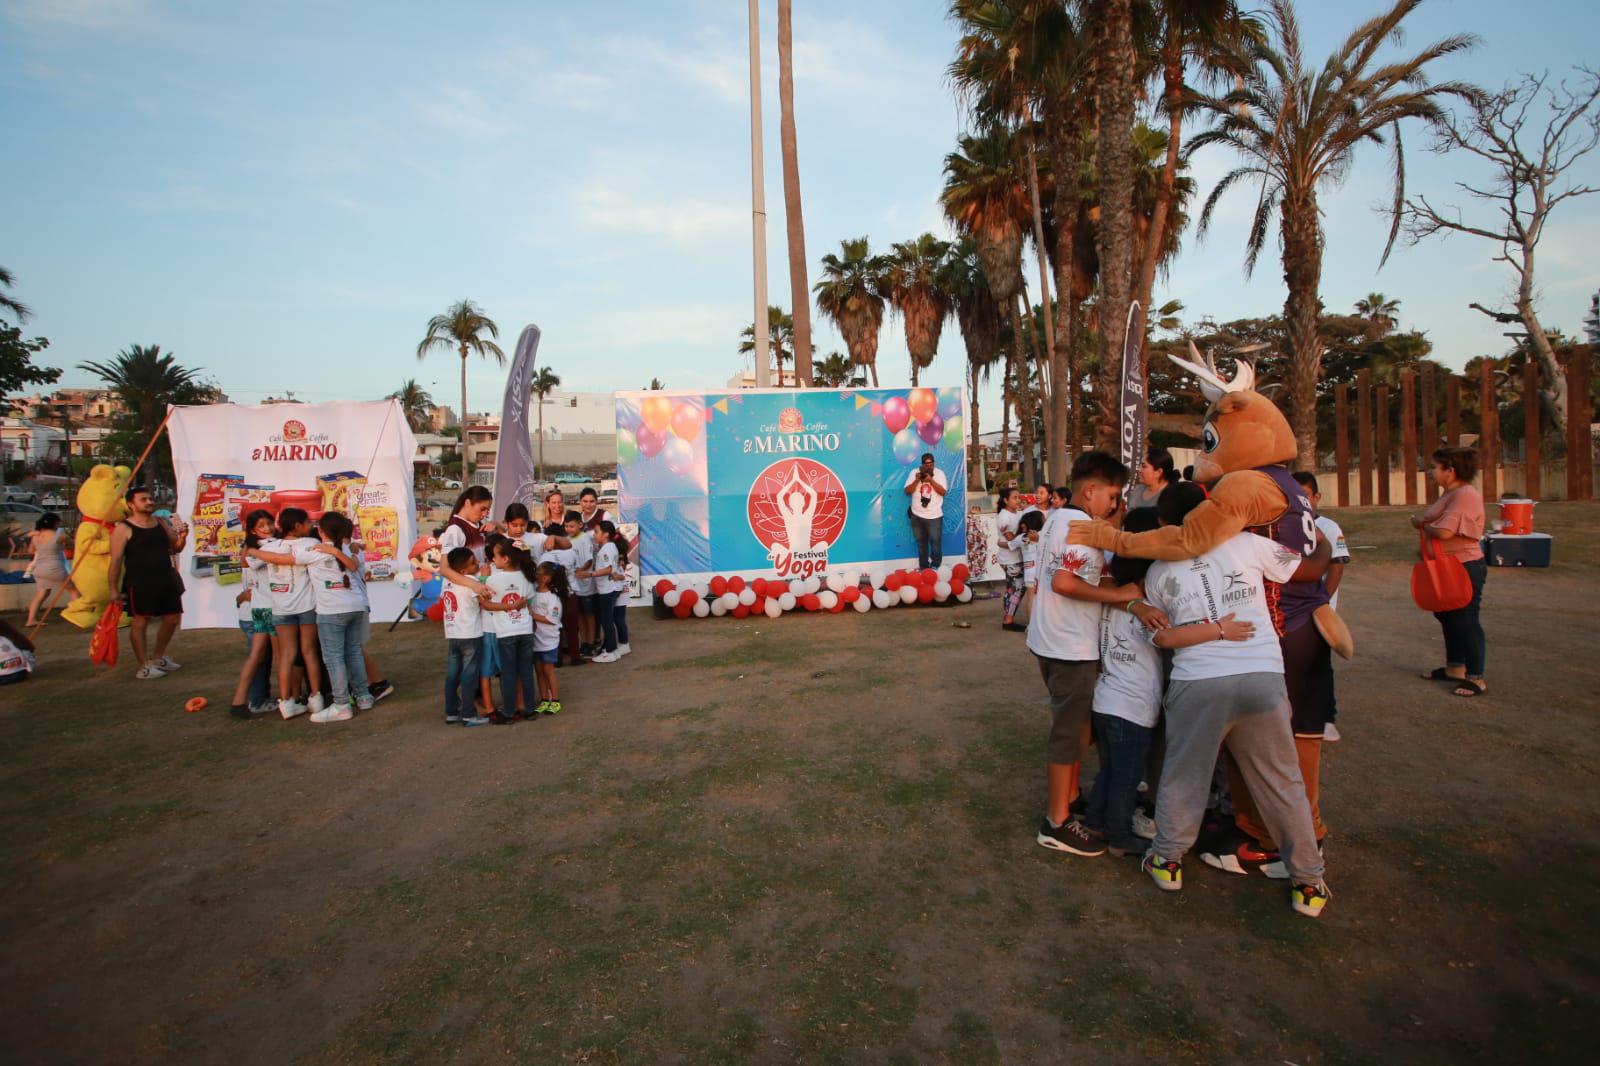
[168,400,419,630]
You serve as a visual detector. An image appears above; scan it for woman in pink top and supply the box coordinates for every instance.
[1412,446,1487,697]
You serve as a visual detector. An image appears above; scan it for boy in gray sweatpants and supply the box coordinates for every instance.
[1136,484,1331,918]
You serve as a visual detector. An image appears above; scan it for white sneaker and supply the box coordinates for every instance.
[1131,810,1157,840]
[592,650,620,663]
[1324,722,1341,743]
[135,663,167,680]
[307,692,327,714]
[355,694,375,712]
[617,643,631,657]
[310,702,353,723]
[279,698,308,720]
[155,656,182,672]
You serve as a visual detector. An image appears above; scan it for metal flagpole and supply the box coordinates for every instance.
[748,0,770,387]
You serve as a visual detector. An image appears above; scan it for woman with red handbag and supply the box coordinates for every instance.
[1412,447,1488,698]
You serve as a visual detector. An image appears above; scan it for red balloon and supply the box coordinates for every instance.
[673,602,693,619]
[840,585,860,603]
[751,597,765,615]
[732,605,750,619]
[885,572,903,591]
[920,569,939,587]
[654,579,674,597]
[801,594,821,612]
[425,600,445,622]
[680,589,699,607]
[728,575,746,594]
[950,579,966,597]
[917,584,936,604]
[951,563,971,582]
[752,578,768,597]
[829,601,845,613]
[710,576,728,597]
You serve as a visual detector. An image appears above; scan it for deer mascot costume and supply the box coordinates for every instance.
[1072,345,1351,874]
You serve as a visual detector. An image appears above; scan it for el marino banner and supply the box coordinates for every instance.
[615,387,969,591]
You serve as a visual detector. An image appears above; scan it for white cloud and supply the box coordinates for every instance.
[412,84,512,141]
[3,0,149,30]
[572,181,745,246]
[605,30,745,106]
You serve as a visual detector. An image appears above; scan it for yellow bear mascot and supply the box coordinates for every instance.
[61,464,132,630]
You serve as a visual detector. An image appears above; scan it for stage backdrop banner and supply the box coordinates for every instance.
[168,400,419,629]
[615,386,967,596]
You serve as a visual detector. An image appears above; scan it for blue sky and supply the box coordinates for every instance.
[3,0,1597,418]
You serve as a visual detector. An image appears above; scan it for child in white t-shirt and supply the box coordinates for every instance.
[1139,483,1330,919]
[0,619,37,686]
[1083,506,1168,855]
[441,547,489,727]
[246,507,325,721]
[483,538,538,723]
[1017,508,1045,621]
[531,561,568,714]
[293,511,372,722]
[564,512,599,658]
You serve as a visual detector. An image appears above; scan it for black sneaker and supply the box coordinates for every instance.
[1199,827,1279,876]
[368,679,394,703]
[488,711,517,726]
[1036,818,1106,857]
[1002,622,1027,632]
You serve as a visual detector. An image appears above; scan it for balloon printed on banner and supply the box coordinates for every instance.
[747,457,848,582]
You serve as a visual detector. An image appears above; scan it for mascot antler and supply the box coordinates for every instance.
[1169,341,1256,402]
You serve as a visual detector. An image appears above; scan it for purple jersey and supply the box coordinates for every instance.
[1248,465,1328,634]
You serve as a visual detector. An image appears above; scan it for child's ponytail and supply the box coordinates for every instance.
[599,520,629,566]
[538,560,571,602]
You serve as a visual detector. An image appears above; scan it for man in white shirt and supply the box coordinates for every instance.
[903,452,949,571]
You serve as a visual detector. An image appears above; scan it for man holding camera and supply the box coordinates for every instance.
[903,452,949,571]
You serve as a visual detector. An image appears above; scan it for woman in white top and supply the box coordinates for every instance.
[995,488,1025,631]
[24,512,72,627]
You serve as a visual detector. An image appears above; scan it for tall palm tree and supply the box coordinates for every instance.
[740,306,804,385]
[531,366,560,481]
[388,378,434,433]
[814,237,889,387]
[883,234,953,386]
[945,239,1004,470]
[1355,293,1400,339]
[646,377,666,390]
[812,351,858,387]
[80,344,211,484]
[416,299,504,478]
[1188,0,1475,466]
[1091,0,1140,450]
[0,266,31,322]
[777,0,813,387]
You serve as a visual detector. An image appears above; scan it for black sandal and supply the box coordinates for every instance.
[1422,667,1462,682]
[1452,679,1487,698]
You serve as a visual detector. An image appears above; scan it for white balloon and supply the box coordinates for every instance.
[692,599,711,618]
[935,580,952,601]
[788,580,805,598]
[899,585,919,605]
[663,590,681,608]
[779,592,797,611]
[710,599,728,616]
[692,582,710,600]
[957,586,974,603]
[824,572,845,593]
[871,589,893,609]
[852,596,871,613]
[737,588,757,607]
[818,590,838,610]
[720,592,740,611]
[808,576,825,595]
[764,597,783,619]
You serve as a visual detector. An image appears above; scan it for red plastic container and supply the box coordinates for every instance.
[1496,498,1535,535]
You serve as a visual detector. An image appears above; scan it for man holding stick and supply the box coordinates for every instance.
[106,486,189,679]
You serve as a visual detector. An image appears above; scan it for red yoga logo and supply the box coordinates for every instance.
[747,457,847,578]
[777,407,804,433]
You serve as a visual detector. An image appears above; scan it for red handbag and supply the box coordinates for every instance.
[1411,533,1472,612]
[89,601,122,666]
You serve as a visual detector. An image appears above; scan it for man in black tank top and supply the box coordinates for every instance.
[107,486,189,680]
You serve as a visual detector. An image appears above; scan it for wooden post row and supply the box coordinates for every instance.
[1334,383,1350,508]
[1480,361,1499,500]
[1446,374,1461,452]
[1420,362,1438,503]
[1356,368,1373,506]
[1376,384,1391,506]
[1523,360,1541,501]
[1401,371,1418,505]
[1569,348,1594,501]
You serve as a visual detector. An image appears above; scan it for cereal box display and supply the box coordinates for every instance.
[318,471,367,522]
[357,504,399,581]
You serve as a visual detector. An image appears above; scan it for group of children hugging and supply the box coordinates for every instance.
[1021,450,1350,921]
[429,485,632,727]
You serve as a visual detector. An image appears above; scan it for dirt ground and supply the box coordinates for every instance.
[2,502,1598,1063]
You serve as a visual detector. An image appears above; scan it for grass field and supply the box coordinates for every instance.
[2,502,1598,1062]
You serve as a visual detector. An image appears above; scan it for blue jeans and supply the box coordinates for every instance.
[497,632,537,713]
[1434,557,1487,677]
[444,638,480,719]
[598,591,629,652]
[1085,711,1155,852]
[910,514,943,570]
[237,621,272,705]
[316,611,369,705]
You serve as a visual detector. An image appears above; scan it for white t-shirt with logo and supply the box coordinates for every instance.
[1026,506,1108,662]
[295,542,368,615]
[263,536,317,616]
[0,634,35,681]
[1094,605,1165,728]
[569,531,597,595]
[905,468,949,520]
[1315,514,1349,610]
[532,590,563,651]
[238,555,268,622]
[996,508,1022,566]
[484,568,535,637]
[517,531,546,560]
[1021,537,1041,588]
[441,579,484,640]
[594,542,626,595]
[1142,532,1303,682]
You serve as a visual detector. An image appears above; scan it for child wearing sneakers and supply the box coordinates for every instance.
[1138,483,1331,918]
[1083,506,1168,856]
[1029,452,1142,859]
[1294,471,1349,743]
[1017,507,1046,621]
[564,510,599,659]
[296,512,371,723]
[530,560,567,714]
[441,547,489,727]
[483,538,538,724]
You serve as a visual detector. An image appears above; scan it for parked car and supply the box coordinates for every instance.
[442,479,462,489]
[3,487,39,504]
[552,471,588,484]
[1,501,49,531]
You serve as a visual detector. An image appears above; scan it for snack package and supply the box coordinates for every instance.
[194,473,243,524]
[358,482,392,510]
[318,471,367,522]
[225,484,274,531]
[357,505,399,581]
[216,527,245,557]
[191,518,226,554]
[215,557,243,586]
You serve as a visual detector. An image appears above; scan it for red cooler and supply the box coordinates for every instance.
[1496,498,1535,535]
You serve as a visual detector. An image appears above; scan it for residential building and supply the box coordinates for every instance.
[428,404,458,431]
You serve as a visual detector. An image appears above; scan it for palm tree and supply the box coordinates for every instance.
[814,237,889,387]
[388,378,434,433]
[646,377,666,390]
[812,351,858,387]
[80,344,211,484]
[416,299,504,477]
[0,266,31,322]
[1188,0,1475,466]
[777,0,813,387]
[883,234,953,386]
[531,366,560,481]
[1355,293,1400,339]
[740,306,805,385]
[945,239,1004,473]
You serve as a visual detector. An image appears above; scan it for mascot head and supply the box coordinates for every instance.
[1171,343,1296,482]
[408,535,441,582]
